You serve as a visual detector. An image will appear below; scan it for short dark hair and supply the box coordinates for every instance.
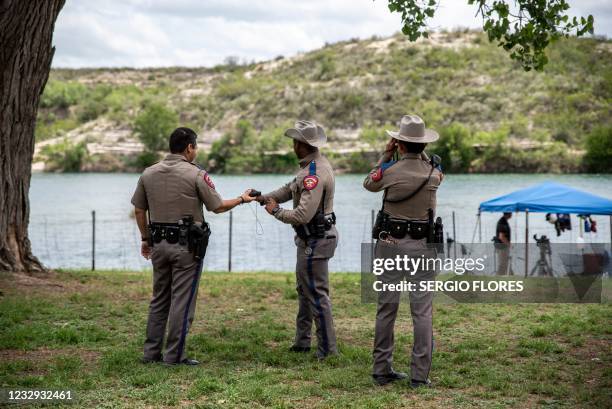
[294,139,318,153]
[398,140,426,154]
[169,127,197,153]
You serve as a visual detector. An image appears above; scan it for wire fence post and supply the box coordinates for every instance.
[452,210,457,260]
[91,210,96,271]
[478,210,482,243]
[524,209,529,277]
[228,210,233,272]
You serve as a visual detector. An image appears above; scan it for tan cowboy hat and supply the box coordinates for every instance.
[285,120,327,147]
[385,114,439,143]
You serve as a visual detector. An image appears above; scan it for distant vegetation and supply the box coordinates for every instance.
[35,31,612,173]
[583,126,612,173]
[39,138,88,172]
[133,102,179,167]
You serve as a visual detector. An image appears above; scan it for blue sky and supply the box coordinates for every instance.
[52,0,611,68]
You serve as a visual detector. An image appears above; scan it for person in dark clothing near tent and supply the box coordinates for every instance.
[495,212,513,275]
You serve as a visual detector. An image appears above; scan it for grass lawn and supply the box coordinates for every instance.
[0,270,610,408]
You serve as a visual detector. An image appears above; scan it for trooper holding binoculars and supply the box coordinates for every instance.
[131,127,256,366]
[364,115,443,387]
[256,120,339,360]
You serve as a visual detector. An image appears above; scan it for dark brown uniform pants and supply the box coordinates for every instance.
[372,237,435,381]
[143,240,203,363]
[293,227,338,357]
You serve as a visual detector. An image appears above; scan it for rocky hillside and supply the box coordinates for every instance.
[35,30,612,173]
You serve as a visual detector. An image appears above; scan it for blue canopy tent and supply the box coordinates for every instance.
[479,181,612,215]
[478,181,612,275]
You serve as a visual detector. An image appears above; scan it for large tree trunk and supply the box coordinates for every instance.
[0,0,65,273]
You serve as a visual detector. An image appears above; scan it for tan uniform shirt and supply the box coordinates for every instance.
[264,150,334,225]
[363,152,443,221]
[131,154,223,223]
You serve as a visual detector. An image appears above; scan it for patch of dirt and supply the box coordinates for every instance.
[367,37,396,54]
[0,347,101,375]
[566,337,610,362]
[0,271,87,295]
[595,42,612,54]
[0,347,99,362]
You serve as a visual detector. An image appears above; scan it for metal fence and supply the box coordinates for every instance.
[28,205,612,272]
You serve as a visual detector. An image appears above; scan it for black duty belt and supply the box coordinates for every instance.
[150,222,182,244]
[379,218,430,240]
[294,212,336,241]
[148,218,211,260]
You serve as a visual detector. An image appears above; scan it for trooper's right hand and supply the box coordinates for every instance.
[240,189,257,203]
[141,241,151,260]
[385,138,398,154]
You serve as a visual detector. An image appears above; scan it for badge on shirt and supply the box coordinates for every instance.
[303,175,319,190]
[370,167,383,182]
[203,172,215,189]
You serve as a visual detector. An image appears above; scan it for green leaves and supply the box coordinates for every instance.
[388,0,437,42]
[133,102,179,152]
[387,0,595,71]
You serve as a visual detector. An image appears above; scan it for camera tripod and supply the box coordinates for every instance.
[530,235,553,277]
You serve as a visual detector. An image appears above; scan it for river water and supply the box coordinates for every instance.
[29,173,612,272]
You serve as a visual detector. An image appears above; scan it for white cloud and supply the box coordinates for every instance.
[51,0,611,68]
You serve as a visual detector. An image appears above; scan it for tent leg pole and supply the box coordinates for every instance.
[524,209,529,278]
[478,210,482,243]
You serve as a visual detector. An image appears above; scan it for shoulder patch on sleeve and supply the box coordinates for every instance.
[303,175,319,191]
[370,167,383,182]
[202,172,215,189]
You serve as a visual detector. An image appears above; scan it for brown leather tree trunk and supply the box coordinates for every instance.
[0,0,65,273]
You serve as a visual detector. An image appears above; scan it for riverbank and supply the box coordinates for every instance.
[31,138,591,174]
[0,269,609,408]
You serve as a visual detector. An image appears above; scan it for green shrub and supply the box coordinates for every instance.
[206,121,297,174]
[76,99,107,122]
[207,120,258,173]
[342,92,364,110]
[314,52,336,81]
[470,140,580,173]
[75,84,112,122]
[429,123,475,172]
[583,126,612,173]
[359,124,397,150]
[258,124,294,152]
[35,117,80,141]
[39,139,88,172]
[344,151,371,173]
[133,102,178,152]
[103,85,144,121]
[359,125,384,149]
[40,80,87,109]
[216,74,257,100]
[135,151,160,169]
[195,149,208,167]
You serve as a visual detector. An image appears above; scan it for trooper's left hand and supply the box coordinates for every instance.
[264,198,278,215]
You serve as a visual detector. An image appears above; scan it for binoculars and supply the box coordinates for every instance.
[249,188,267,206]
